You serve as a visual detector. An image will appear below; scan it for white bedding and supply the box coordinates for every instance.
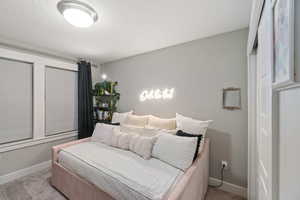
[58,142,183,200]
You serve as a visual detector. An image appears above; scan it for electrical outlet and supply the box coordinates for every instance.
[221,160,229,170]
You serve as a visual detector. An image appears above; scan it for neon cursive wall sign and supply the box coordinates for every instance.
[139,88,175,101]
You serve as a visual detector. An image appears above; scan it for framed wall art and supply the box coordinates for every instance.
[222,87,241,110]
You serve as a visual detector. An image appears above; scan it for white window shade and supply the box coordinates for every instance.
[45,67,78,136]
[0,58,33,144]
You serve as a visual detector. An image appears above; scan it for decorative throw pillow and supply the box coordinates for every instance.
[176,113,212,136]
[111,111,133,124]
[110,128,132,150]
[110,129,122,147]
[176,130,203,161]
[120,124,144,135]
[147,115,176,130]
[121,124,160,137]
[123,114,149,127]
[110,127,156,159]
[141,127,160,137]
[91,123,116,144]
[145,125,177,135]
[152,132,197,171]
[118,132,132,150]
[129,135,157,159]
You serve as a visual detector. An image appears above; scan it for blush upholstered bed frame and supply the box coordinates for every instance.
[51,138,209,200]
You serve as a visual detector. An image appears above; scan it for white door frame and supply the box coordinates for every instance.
[248,1,281,199]
[248,0,265,199]
[248,51,258,200]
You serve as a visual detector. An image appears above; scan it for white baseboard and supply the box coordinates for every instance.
[0,160,51,185]
[209,177,247,198]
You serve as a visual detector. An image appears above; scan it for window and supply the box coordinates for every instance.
[45,67,78,136]
[0,47,78,152]
[0,58,33,144]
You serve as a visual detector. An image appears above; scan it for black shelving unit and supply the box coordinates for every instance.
[93,81,120,124]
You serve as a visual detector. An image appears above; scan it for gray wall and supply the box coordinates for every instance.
[102,29,248,187]
[0,65,101,176]
[92,65,101,86]
[0,137,75,175]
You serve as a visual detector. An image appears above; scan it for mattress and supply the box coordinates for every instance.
[58,142,183,200]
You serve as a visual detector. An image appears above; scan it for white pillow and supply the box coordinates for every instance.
[120,124,144,135]
[141,127,160,137]
[147,115,176,130]
[110,128,156,159]
[152,132,197,171]
[111,128,131,150]
[91,123,115,144]
[129,135,157,159]
[110,129,122,147]
[145,125,177,135]
[111,111,133,124]
[121,124,160,137]
[124,114,149,127]
[176,113,212,136]
[118,133,132,150]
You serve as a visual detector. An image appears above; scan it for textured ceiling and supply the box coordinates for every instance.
[0,0,252,64]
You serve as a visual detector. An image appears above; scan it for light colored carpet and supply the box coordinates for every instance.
[0,169,245,200]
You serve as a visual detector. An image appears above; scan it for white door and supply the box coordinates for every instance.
[256,0,273,200]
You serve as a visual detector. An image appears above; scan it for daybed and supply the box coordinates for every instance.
[51,137,209,200]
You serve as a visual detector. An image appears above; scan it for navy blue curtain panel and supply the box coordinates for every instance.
[78,61,94,139]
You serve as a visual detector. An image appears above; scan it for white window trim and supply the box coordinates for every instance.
[0,131,77,153]
[0,46,78,152]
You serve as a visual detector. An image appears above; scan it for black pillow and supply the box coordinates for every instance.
[176,130,203,161]
[102,122,120,126]
[109,122,120,126]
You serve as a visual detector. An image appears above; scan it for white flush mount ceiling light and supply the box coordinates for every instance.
[57,0,98,28]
